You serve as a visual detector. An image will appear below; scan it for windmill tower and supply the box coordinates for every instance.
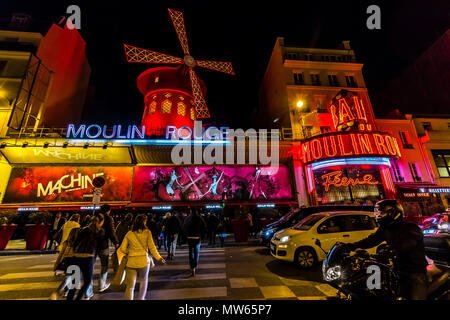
[124,9,235,136]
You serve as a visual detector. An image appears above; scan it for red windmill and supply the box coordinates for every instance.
[124,8,235,136]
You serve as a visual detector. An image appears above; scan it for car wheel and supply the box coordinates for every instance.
[295,247,317,269]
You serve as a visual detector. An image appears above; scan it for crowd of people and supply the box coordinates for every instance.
[49,206,235,300]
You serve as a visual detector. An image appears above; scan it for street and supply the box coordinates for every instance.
[0,244,337,300]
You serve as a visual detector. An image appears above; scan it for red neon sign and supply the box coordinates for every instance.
[301,131,401,164]
[321,171,379,192]
[329,90,374,132]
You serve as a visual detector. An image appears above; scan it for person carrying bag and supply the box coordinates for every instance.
[115,214,165,300]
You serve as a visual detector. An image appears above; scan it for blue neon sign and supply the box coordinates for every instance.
[66,124,146,140]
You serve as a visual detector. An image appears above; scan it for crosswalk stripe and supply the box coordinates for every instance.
[157,263,225,271]
[315,283,339,296]
[146,286,228,300]
[298,296,328,300]
[0,281,59,292]
[150,272,226,282]
[0,271,55,279]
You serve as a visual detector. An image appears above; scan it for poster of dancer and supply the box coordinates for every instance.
[132,165,293,202]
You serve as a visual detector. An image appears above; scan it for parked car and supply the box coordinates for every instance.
[270,211,379,269]
[259,205,374,245]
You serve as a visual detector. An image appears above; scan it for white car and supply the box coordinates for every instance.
[270,211,379,269]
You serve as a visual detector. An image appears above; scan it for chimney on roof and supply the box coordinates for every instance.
[341,40,351,50]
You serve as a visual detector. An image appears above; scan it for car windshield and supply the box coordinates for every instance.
[279,210,297,222]
[292,214,324,230]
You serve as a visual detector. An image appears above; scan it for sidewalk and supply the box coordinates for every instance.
[0,240,58,256]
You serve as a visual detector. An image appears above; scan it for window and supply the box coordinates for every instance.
[190,108,196,120]
[317,216,351,234]
[345,75,357,87]
[422,122,432,131]
[292,214,324,231]
[177,102,186,116]
[347,215,377,231]
[149,101,157,114]
[392,162,404,182]
[320,126,331,133]
[399,131,414,149]
[328,74,339,86]
[432,150,450,178]
[161,99,172,113]
[293,72,304,85]
[310,74,321,86]
[286,52,297,60]
[408,163,421,182]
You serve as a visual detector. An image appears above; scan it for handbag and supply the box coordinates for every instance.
[111,253,128,286]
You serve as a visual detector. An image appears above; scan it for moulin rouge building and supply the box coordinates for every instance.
[0,12,444,222]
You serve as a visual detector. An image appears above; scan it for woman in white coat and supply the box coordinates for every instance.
[118,214,165,300]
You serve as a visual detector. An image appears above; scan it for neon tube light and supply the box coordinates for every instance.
[311,157,391,170]
[66,139,231,145]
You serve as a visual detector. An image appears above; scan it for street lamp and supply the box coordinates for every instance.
[296,100,304,109]
[0,90,13,105]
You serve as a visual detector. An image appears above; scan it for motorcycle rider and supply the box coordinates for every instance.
[342,199,428,300]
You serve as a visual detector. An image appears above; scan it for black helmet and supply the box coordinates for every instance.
[374,199,404,226]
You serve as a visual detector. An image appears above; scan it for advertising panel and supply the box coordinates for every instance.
[3,166,133,203]
[1,147,132,164]
[132,165,293,202]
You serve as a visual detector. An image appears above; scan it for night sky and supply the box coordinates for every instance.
[1,0,449,129]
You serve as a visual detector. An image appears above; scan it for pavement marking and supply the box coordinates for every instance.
[278,277,321,287]
[0,271,55,280]
[157,263,225,271]
[259,285,297,299]
[229,277,258,288]
[0,256,50,262]
[0,281,59,292]
[297,296,327,300]
[150,272,226,282]
[315,283,339,296]
[146,286,228,300]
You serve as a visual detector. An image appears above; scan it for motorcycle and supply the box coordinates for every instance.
[316,239,449,300]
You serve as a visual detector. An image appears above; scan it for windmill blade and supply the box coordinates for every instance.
[124,44,183,64]
[168,9,191,56]
[188,67,210,118]
[196,60,235,75]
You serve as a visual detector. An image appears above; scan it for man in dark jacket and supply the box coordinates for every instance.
[182,209,207,276]
[46,212,66,250]
[207,212,219,246]
[166,212,181,260]
[95,204,119,292]
[343,199,428,300]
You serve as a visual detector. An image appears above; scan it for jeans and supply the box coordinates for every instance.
[66,257,95,300]
[124,264,150,300]
[399,272,427,300]
[187,238,201,269]
[96,248,110,289]
[167,234,178,257]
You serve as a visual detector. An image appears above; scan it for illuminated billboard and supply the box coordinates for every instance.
[132,165,293,202]
[1,147,132,164]
[3,166,133,203]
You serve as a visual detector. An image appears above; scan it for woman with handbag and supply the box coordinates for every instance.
[117,214,165,300]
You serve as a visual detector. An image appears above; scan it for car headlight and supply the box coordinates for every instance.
[325,266,341,281]
[264,228,274,237]
[438,223,448,229]
[280,236,290,243]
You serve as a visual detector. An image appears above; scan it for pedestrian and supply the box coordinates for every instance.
[182,208,207,276]
[116,213,133,245]
[66,213,105,300]
[165,212,181,260]
[118,214,165,300]
[46,212,66,250]
[155,216,164,250]
[95,204,119,293]
[59,214,81,251]
[161,212,171,250]
[146,214,160,247]
[216,217,227,248]
[207,212,219,246]
[81,214,91,227]
[176,212,185,247]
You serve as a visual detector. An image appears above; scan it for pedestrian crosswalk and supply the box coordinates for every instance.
[0,245,339,300]
[0,246,228,300]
